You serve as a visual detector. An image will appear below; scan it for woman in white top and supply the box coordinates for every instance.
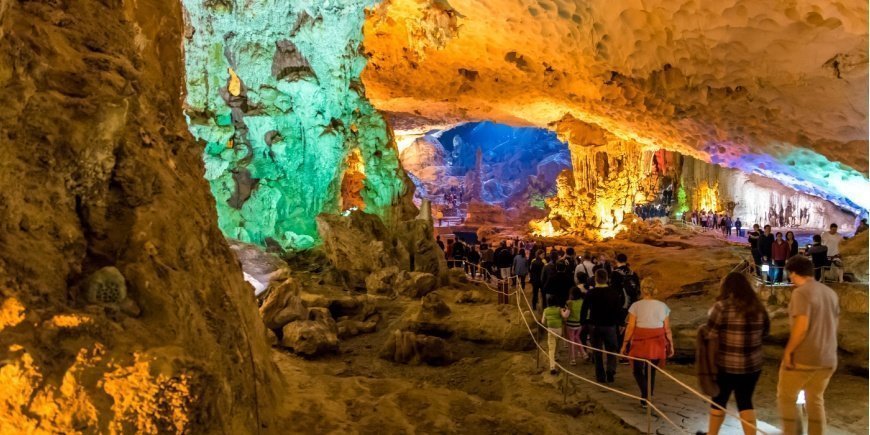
[620,278,674,408]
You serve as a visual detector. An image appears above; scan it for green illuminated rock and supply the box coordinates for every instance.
[182,0,412,250]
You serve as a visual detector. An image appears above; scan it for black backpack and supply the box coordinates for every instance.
[614,268,640,309]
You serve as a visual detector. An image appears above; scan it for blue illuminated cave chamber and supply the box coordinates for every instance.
[400,121,571,224]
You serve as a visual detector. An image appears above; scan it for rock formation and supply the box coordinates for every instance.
[363,0,869,216]
[182,0,416,251]
[0,0,279,431]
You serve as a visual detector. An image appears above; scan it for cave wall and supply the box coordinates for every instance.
[534,116,662,237]
[679,156,858,230]
[182,0,414,251]
[361,0,869,216]
[399,121,571,211]
[0,0,278,432]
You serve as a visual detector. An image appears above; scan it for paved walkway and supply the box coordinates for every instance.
[542,350,781,434]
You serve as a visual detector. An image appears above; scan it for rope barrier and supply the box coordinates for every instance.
[447,258,770,434]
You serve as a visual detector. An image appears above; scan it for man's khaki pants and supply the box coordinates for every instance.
[777,363,835,435]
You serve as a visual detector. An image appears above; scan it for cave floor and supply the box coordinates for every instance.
[265,230,867,434]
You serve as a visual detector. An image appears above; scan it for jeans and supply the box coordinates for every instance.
[513,274,527,289]
[566,326,584,362]
[713,370,761,411]
[546,327,561,370]
[633,359,660,399]
[777,364,835,435]
[773,260,786,283]
[591,325,619,381]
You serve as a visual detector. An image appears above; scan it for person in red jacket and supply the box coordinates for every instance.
[771,232,790,283]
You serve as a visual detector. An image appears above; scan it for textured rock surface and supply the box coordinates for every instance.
[280,307,340,356]
[380,329,455,366]
[363,0,869,214]
[399,122,571,211]
[317,210,446,290]
[182,0,416,250]
[0,0,279,431]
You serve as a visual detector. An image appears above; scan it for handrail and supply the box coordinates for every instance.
[453,259,771,434]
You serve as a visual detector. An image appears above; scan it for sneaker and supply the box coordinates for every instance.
[606,372,615,383]
[640,400,647,409]
[550,368,558,375]
[570,360,577,366]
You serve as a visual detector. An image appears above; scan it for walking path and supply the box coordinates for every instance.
[542,350,782,434]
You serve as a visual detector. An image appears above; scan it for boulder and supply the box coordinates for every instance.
[317,211,447,290]
[259,277,308,330]
[840,231,868,282]
[397,272,437,298]
[280,307,339,356]
[336,319,379,339]
[380,330,454,366]
[366,267,437,299]
[365,266,403,296]
[84,266,127,304]
[839,288,868,314]
[420,292,451,319]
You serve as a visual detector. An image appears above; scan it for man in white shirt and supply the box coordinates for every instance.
[819,224,843,257]
[819,224,844,282]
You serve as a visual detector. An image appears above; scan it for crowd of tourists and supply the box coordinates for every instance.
[435,236,842,434]
[747,220,867,284]
[683,209,742,236]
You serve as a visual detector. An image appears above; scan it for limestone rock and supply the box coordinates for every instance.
[366,266,403,296]
[85,267,127,305]
[336,319,379,339]
[259,278,308,330]
[281,307,339,356]
[838,288,868,314]
[380,330,454,366]
[420,292,451,319]
[840,231,868,282]
[397,272,437,298]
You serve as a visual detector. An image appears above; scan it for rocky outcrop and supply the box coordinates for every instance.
[259,277,309,330]
[380,330,455,366]
[183,0,415,250]
[281,307,340,357]
[0,0,279,431]
[840,231,869,282]
[317,210,447,290]
[366,267,437,299]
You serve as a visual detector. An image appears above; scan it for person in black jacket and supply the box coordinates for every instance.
[805,234,828,281]
[529,249,546,310]
[747,224,761,276]
[759,225,775,282]
[494,241,514,304]
[544,260,574,308]
[581,269,624,383]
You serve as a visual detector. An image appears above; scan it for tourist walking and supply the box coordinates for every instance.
[620,278,673,408]
[529,249,546,310]
[778,256,839,435]
[805,235,829,281]
[759,225,775,282]
[565,287,587,365]
[703,272,770,435]
[541,295,567,374]
[466,244,481,280]
[512,249,529,290]
[820,224,844,282]
[480,243,494,281]
[494,241,513,304]
[785,231,799,257]
[734,218,742,237]
[581,269,623,383]
[772,232,789,283]
[747,224,762,276]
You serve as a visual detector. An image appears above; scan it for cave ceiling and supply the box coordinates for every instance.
[361,0,870,213]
